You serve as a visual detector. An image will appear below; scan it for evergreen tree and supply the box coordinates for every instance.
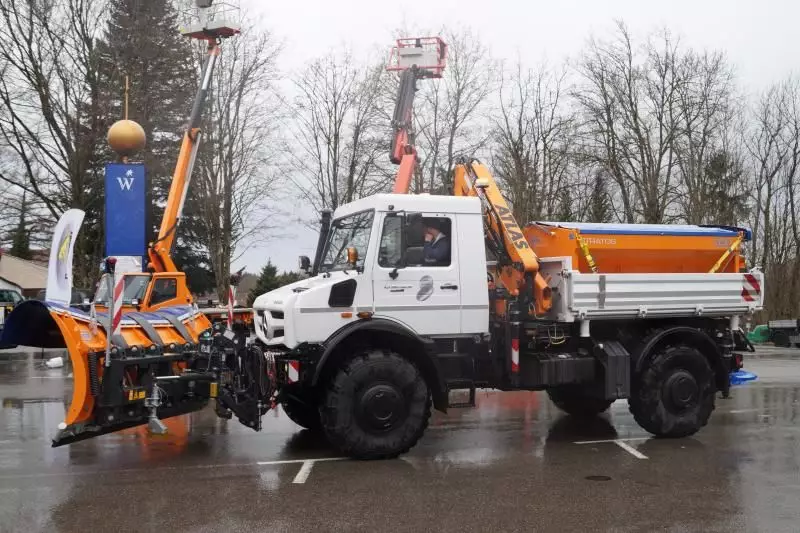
[555,188,574,222]
[247,261,304,306]
[8,193,32,260]
[588,172,613,223]
[97,0,214,293]
[702,151,750,226]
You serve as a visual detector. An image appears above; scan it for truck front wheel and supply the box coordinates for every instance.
[321,349,431,460]
[547,386,614,417]
[629,344,715,438]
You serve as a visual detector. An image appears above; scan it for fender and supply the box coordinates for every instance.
[311,318,449,412]
[634,326,728,395]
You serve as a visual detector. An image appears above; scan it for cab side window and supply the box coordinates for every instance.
[378,215,452,268]
[150,278,178,305]
[411,216,451,267]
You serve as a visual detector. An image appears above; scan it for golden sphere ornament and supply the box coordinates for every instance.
[107,119,146,157]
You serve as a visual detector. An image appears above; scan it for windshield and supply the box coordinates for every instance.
[321,210,374,271]
[0,290,22,304]
[94,274,151,305]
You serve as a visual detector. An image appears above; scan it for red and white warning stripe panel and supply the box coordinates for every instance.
[227,284,235,327]
[112,275,125,335]
[287,361,300,383]
[510,338,520,374]
[741,273,762,303]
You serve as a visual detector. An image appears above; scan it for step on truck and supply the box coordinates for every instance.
[0,20,761,458]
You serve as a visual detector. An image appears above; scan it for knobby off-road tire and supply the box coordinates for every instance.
[547,385,614,418]
[772,331,791,348]
[280,386,322,431]
[629,344,715,438]
[321,349,431,460]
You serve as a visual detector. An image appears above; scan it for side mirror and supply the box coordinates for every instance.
[298,255,312,274]
[130,298,139,306]
[346,247,358,266]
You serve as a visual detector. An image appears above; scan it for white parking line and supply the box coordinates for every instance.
[0,457,347,481]
[614,440,648,459]
[574,437,649,445]
[256,457,345,466]
[293,460,316,483]
[574,437,649,459]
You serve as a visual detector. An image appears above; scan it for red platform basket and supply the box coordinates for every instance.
[387,37,447,78]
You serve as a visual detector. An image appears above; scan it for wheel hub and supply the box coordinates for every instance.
[664,370,698,411]
[357,384,406,431]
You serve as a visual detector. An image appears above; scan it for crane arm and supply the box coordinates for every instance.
[453,159,552,314]
[390,68,418,194]
[386,37,446,194]
[148,42,220,272]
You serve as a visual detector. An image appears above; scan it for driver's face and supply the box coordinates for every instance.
[425,226,440,238]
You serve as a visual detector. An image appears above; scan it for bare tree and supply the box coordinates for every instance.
[671,50,748,225]
[285,49,391,218]
[576,22,686,223]
[746,82,793,270]
[189,25,283,302]
[491,60,578,223]
[412,28,496,193]
[0,0,108,283]
[742,78,800,319]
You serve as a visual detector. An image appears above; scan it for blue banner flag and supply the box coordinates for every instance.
[105,163,146,257]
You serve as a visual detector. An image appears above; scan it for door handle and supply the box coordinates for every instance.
[440,283,458,290]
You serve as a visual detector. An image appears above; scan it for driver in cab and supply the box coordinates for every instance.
[423,219,450,266]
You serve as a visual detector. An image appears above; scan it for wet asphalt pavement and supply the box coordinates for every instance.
[1,348,799,533]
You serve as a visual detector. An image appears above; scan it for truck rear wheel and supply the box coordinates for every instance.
[772,331,791,348]
[280,386,321,431]
[629,344,715,438]
[547,386,614,417]
[321,349,431,460]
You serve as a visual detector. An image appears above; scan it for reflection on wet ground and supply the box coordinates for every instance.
[1,354,799,532]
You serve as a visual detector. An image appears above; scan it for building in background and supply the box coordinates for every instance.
[0,251,48,297]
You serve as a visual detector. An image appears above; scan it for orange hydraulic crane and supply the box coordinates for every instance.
[149,28,234,273]
[386,38,447,194]
[453,159,552,315]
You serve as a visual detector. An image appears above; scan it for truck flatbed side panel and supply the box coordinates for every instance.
[540,259,764,321]
[768,319,798,329]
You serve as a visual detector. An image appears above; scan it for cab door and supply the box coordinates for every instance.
[372,212,461,335]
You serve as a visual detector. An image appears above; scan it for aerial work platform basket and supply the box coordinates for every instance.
[387,37,447,78]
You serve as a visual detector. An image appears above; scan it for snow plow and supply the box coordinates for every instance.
[0,3,275,447]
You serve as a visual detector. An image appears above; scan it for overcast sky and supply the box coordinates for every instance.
[231,0,800,274]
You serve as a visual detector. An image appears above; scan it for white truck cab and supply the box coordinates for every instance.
[253,193,490,348]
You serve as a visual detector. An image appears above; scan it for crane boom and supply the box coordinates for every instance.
[148,42,220,272]
[453,159,552,314]
[386,38,446,194]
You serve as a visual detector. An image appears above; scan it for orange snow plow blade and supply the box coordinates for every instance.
[0,299,215,445]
